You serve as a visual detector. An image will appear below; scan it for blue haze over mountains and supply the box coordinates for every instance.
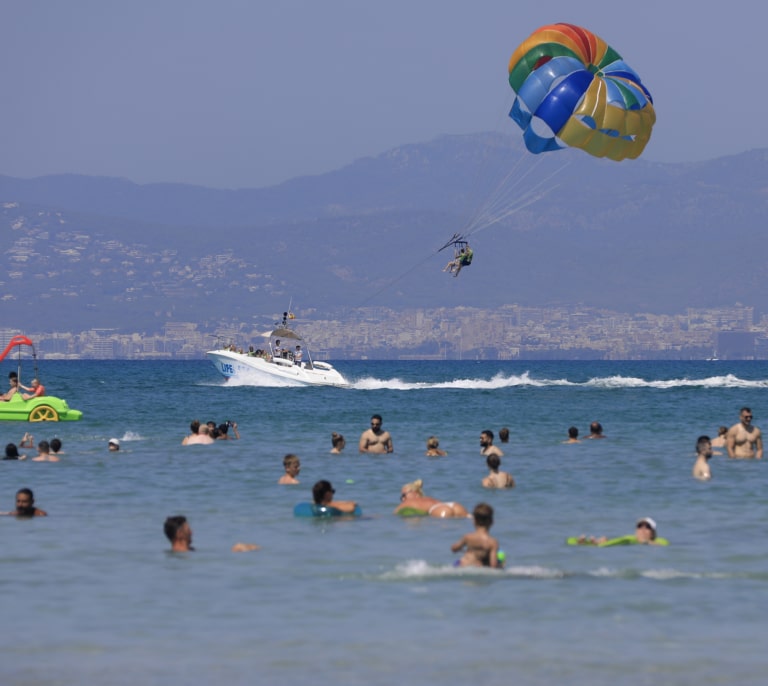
[2,133,767,332]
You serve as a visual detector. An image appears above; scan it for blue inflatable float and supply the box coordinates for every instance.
[293,503,363,518]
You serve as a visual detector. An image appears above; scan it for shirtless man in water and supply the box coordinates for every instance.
[359,414,393,454]
[692,435,713,480]
[726,407,763,459]
[480,430,503,458]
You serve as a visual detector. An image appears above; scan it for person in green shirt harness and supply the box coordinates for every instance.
[443,243,473,277]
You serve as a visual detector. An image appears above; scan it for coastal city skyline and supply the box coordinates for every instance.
[2,302,761,361]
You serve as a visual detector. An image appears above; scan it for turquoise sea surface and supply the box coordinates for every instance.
[3,359,768,685]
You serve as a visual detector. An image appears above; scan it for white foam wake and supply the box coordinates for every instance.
[347,373,768,391]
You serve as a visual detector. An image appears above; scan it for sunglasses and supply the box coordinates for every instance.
[637,522,652,530]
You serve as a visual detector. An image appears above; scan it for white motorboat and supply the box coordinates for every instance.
[206,313,348,387]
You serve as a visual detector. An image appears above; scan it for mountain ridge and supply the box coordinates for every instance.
[2,132,767,332]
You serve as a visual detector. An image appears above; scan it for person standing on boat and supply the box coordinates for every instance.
[294,345,303,366]
[273,339,282,360]
[359,414,394,454]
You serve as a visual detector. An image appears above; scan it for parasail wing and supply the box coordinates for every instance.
[508,23,655,161]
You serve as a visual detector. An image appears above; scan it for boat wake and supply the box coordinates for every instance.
[348,373,768,391]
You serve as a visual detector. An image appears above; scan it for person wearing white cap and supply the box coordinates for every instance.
[573,516,668,546]
[108,438,120,452]
[635,517,657,543]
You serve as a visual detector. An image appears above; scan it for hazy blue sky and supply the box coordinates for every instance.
[2,1,763,189]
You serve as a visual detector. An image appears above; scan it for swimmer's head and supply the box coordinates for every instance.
[636,517,657,541]
[486,454,501,471]
[283,454,300,469]
[401,479,424,497]
[426,436,440,450]
[312,480,335,505]
[473,503,494,529]
[164,515,193,548]
[15,488,36,517]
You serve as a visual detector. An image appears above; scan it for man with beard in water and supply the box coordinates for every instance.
[727,407,763,459]
[359,414,393,454]
[4,488,47,517]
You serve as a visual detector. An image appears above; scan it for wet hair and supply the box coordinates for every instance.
[718,426,728,437]
[283,454,300,469]
[473,503,494,528]
[741,407,752,416]
[5,443,20,459]
[331,432,345,449]
[568,426,579,439]
[486,454,501,471]
[401,479,424,496]
[37,440,50,454]
[499,427,510,443]
[697,435,711,453]
[50,438,62,453]
[426,436,440,450]
[371,414,383,423]
[16,487,34,499]
[590,422,603,435]
[217,424,229,436]
[164,515,187,543]
[312,480,334,505]
[481,430,494,441]
[189,420,201,434]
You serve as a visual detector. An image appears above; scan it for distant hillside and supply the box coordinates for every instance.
[2,133,768,332]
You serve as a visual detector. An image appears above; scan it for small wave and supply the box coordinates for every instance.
[585,374,768,389]
[380,562,768,582]
[379,560,565,580]
[590,567,768,580]
[120,431,143,442]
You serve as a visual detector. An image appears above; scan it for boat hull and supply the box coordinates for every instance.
[206,350,348,387]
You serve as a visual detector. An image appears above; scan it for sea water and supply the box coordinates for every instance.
[2,359,768,685]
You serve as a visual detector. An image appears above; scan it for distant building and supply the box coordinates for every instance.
[717,331,756,359]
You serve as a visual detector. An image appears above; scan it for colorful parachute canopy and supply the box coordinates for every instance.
[508,23,655,161]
